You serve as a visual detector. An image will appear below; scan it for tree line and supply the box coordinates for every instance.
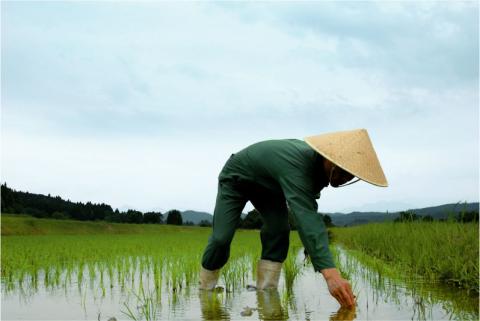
[1,183,182,225]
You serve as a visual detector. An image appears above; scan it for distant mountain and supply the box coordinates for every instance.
[181,210,213,224]
[406,202,479,218]
[327,211,394,227]
[338,200,415,213]
[180,210,248,224]
[326,202,479,226]
[181,202,478,226]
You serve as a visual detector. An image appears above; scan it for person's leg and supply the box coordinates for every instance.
[249,189,290,289]
[201,178,247,271]
[250,191,290,263]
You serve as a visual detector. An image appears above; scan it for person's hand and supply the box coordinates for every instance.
[321,268,356,308]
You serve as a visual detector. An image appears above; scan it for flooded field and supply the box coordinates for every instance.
[2,230,478,321]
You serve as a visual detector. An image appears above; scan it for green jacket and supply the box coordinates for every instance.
[219,138,335,271]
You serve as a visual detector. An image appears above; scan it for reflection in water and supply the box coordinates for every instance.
[198,289,230,321]
[329,306,356,321]
[198,288,290,321]
[256,289,289,321]
[2,247,479,320]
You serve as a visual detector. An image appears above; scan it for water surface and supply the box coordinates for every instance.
[2,246,478,320]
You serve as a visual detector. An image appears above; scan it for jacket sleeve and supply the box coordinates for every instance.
[279,173,336,272]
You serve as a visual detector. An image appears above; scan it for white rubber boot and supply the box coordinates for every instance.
[256,259,282,290]
[199,266,220,290]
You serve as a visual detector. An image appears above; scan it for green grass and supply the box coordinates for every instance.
[4,215,478,293]
[330,245,479,319]
[1,215,303,296]
[331,221,479,293]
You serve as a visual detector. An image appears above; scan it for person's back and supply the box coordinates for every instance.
[220,139,328,198]
[205,137,335,280]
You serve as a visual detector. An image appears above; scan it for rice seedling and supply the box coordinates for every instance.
[330,221,479,292]
[329,244,479,320]
[121,285,160,321]
[1,216,303,313]
[282,245,303,291]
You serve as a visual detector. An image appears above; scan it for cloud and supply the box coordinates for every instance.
[2,1,478,212]
[211,1,478,88]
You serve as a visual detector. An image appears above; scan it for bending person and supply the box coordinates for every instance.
[199,128,388,308]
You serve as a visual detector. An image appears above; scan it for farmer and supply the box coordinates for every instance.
[199,129,388,308]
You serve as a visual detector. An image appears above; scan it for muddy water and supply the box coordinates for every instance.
[2,246,478,321]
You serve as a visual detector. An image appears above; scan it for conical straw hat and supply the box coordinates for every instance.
[304,129,388,187]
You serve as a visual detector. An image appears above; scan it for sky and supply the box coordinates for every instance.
[1,1,479,214]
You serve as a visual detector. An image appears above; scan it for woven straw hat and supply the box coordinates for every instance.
[304,129,388,187]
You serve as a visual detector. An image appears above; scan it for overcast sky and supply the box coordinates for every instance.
[2,1,478,214]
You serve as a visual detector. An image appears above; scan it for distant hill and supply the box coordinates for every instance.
[181,202,479,226]
[2,182,476,227]
[327,202,479,226]
[406,202,479,218]
[180,210,247,224]
[181,210,213,224]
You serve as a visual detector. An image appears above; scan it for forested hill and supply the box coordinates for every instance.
[326,202,479,226]
[0,183,164,223]
[1,183,114,220]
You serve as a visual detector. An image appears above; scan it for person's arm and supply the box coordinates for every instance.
[279,174,356,307]
[279,173,334,271]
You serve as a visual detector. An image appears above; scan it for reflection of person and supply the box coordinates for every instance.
[198,290,230,321]
[256,289,288,321]
[199,288,289,321]
[199,129,388,308]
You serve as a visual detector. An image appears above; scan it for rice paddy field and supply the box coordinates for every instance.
[1,214,479,321]
[330,221,479,293]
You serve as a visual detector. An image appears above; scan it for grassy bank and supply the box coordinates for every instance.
[1,214,197,235]
[331,221,479,293]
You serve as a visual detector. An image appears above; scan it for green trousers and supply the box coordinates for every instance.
[201,155,290,271]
